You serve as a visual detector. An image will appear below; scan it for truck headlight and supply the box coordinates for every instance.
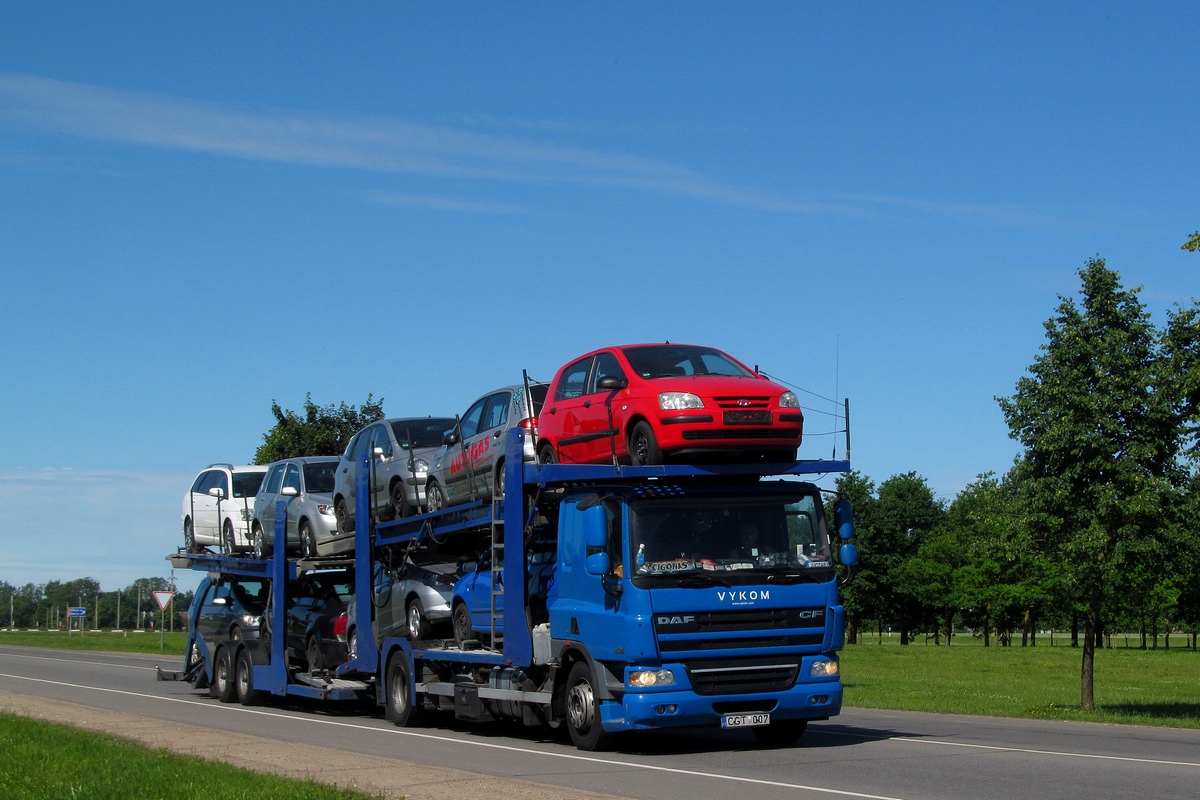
[810,660,839,677]
[629,669,676,687]
[659,392,704,410]
[779,391,799,408]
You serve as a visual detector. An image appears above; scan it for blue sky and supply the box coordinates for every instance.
[1,3,1197,592]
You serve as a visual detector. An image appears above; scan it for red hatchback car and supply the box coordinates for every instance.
[536,343,803,466]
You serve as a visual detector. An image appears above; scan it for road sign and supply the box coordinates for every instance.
[66,607,86,618]
[152,591,175,611]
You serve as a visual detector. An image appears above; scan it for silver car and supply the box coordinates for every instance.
[332,416,458,535]
[424,383,547,511]
[251,457,341,558]
[372,556,460,640]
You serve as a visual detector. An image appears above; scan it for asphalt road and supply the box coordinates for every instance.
[2,644,1198,800]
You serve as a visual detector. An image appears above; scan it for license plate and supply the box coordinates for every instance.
[721,713,770,728]
[723,410,772,425]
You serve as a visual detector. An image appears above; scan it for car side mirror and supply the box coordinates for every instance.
[443,431,460,446]
[461,561,478,574]
[596,375,627,391]
[373,446,385,459]
[208,487,225,499]
[281,486,298,497]
[212,596,229,606]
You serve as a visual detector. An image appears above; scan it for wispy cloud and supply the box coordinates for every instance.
[369,191,527,214]
[0,73,861,216]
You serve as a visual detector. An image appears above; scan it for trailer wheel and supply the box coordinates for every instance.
[751,719,807,746]
[565,661,613,751]
[407,598,432,640]
[390,481,414,519]
[235,649,264,706]
[385,654,427,727]
[629,422,663,466]
[210,646,237,703]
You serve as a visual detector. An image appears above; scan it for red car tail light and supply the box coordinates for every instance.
[333,613,348,636]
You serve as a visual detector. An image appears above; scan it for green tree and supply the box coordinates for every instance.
[998,258,1181,709]
[1182,231,1200,252]
[872,472,946,645]
[254,394,384,464]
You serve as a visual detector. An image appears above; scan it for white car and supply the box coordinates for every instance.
[182,464,269,553]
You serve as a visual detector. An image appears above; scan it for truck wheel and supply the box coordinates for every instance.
[235,649,264,706]
[184,518,197,553]
[752,719,807,746]
[385,654,427,727]
[222,520,238,554]
[252,524,270,560]
[629,422,663,466]
[391,481,414,519]
[407,598,432,640]
[299,521,317,558]
[210,647,237,703]
[565,661,614,751]
[426,481,446,513]
[452,603,472,649]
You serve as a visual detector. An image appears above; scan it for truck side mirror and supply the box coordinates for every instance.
[839,543,859,566]
[585,552,611,576]
[835,499,854,540]
[281,486,298,497]
[582,505,608,548]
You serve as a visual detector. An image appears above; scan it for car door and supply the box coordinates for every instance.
[368,425,395,517]
[189,471,219,544]
[340,429,375,527]
[578,351,628,463]
[446,397,487,504]
[476,391,510,496]
[544,357,595,463]
[256,464,285,538]
[280,463,302,542]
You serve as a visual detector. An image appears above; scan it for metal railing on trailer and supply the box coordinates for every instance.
[346,426,851,683]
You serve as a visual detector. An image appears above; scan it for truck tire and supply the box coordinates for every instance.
[629,422,663,467]
[235,649,264,706]
[391,481,413,519]
[210,647,237,703]
[752,719,807,746]
[565,661,614,751]
[385,654,427,727]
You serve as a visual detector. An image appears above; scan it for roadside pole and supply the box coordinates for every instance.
[153,591,175,651]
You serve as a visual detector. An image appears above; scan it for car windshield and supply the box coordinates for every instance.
[392,419,458,449]
[232,472,266,498]
[627,490,833,588]
[620,345,755,379]
[302,462,337,493]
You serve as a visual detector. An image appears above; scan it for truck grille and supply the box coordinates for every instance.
[685,658,800,695]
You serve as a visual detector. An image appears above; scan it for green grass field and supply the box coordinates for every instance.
[842,638,1200,728]
[0,712,383,800]
[0,629,188,655]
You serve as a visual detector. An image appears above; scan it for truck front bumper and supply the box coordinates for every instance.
[601,679,842,732]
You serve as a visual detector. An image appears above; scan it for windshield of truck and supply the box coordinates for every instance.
[621,345,756,379]
[392,419,458,449]
[302,461,337,493]
[627,490,833,587]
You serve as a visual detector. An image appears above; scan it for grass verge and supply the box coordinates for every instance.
[0,712,383,800]
[0,629,188,656]
[841,642,1200,728]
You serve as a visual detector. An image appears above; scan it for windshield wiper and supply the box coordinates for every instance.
[678,574,732,588]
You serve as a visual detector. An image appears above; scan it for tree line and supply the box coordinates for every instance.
[0,577,194,630]
[833,257,1200,710]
